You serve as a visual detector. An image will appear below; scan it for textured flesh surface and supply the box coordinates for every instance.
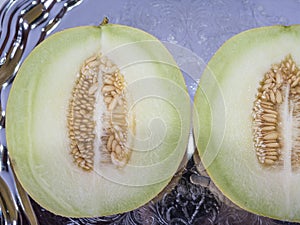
[193,25,300,222]
[6,25,190,217]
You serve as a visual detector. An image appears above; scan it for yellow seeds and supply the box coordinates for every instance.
[67,54,131,171]
[263,109,277,115]
[276,72,282,84]
[260,100,273,106]
[264,78,273,84]
[252,55,300,168]
[104,78,114,85]
[108,97,118,111]
[85,55,97,64]
[102,85,115,93]
[88,84,98,95]
[265,155,278,161]
[261,115,277,123]
[263,132,278,140]
[68,56,99,170]
[275,90,282,103]
[104,96,113,104]
[261,126,276,131]
[107,135,114,151]
[291,77,300,87]
[264,159,275,165]
[100,64,130,167]
[111,140,118,152]
[269,91,276,103]
[265,142,280,148]
[264,113,277,119]
[262,83,272,90]
[87,60,100,68]
[115,145,122,155]
[265,151,278,156]
[263,148,277,152]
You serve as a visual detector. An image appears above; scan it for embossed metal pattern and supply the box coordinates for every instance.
[1,0,300,224]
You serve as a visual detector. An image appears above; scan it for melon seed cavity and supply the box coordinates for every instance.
[67,54,131,171]
[252,54,300,169]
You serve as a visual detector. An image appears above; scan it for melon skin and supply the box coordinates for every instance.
[6,24,191,217]
[193,25,300,222]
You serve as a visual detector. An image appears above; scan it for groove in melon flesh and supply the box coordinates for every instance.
[193,25,300,222]
[6,23,191,217]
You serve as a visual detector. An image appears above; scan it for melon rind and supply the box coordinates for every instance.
[6,24,190,217]
[193,25,300,222]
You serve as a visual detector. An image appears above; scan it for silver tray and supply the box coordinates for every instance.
[1,0,300,224]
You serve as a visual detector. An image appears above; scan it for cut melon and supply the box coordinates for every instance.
[193,25,300,222]
[6,21,191,217]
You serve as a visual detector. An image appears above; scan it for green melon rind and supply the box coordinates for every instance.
[193,25,300,222]
[6,24,190,217]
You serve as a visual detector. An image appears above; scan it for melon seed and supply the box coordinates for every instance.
[67,54,130,171]
[252,54,300,169]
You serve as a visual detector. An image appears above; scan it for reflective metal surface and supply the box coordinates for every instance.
[1,0,300,224]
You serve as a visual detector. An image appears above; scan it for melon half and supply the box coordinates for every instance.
[6,22,191,217]
[193,25,300,222]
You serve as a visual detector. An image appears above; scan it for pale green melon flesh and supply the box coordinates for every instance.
[194,25,300,222]
[6,24,190,217]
